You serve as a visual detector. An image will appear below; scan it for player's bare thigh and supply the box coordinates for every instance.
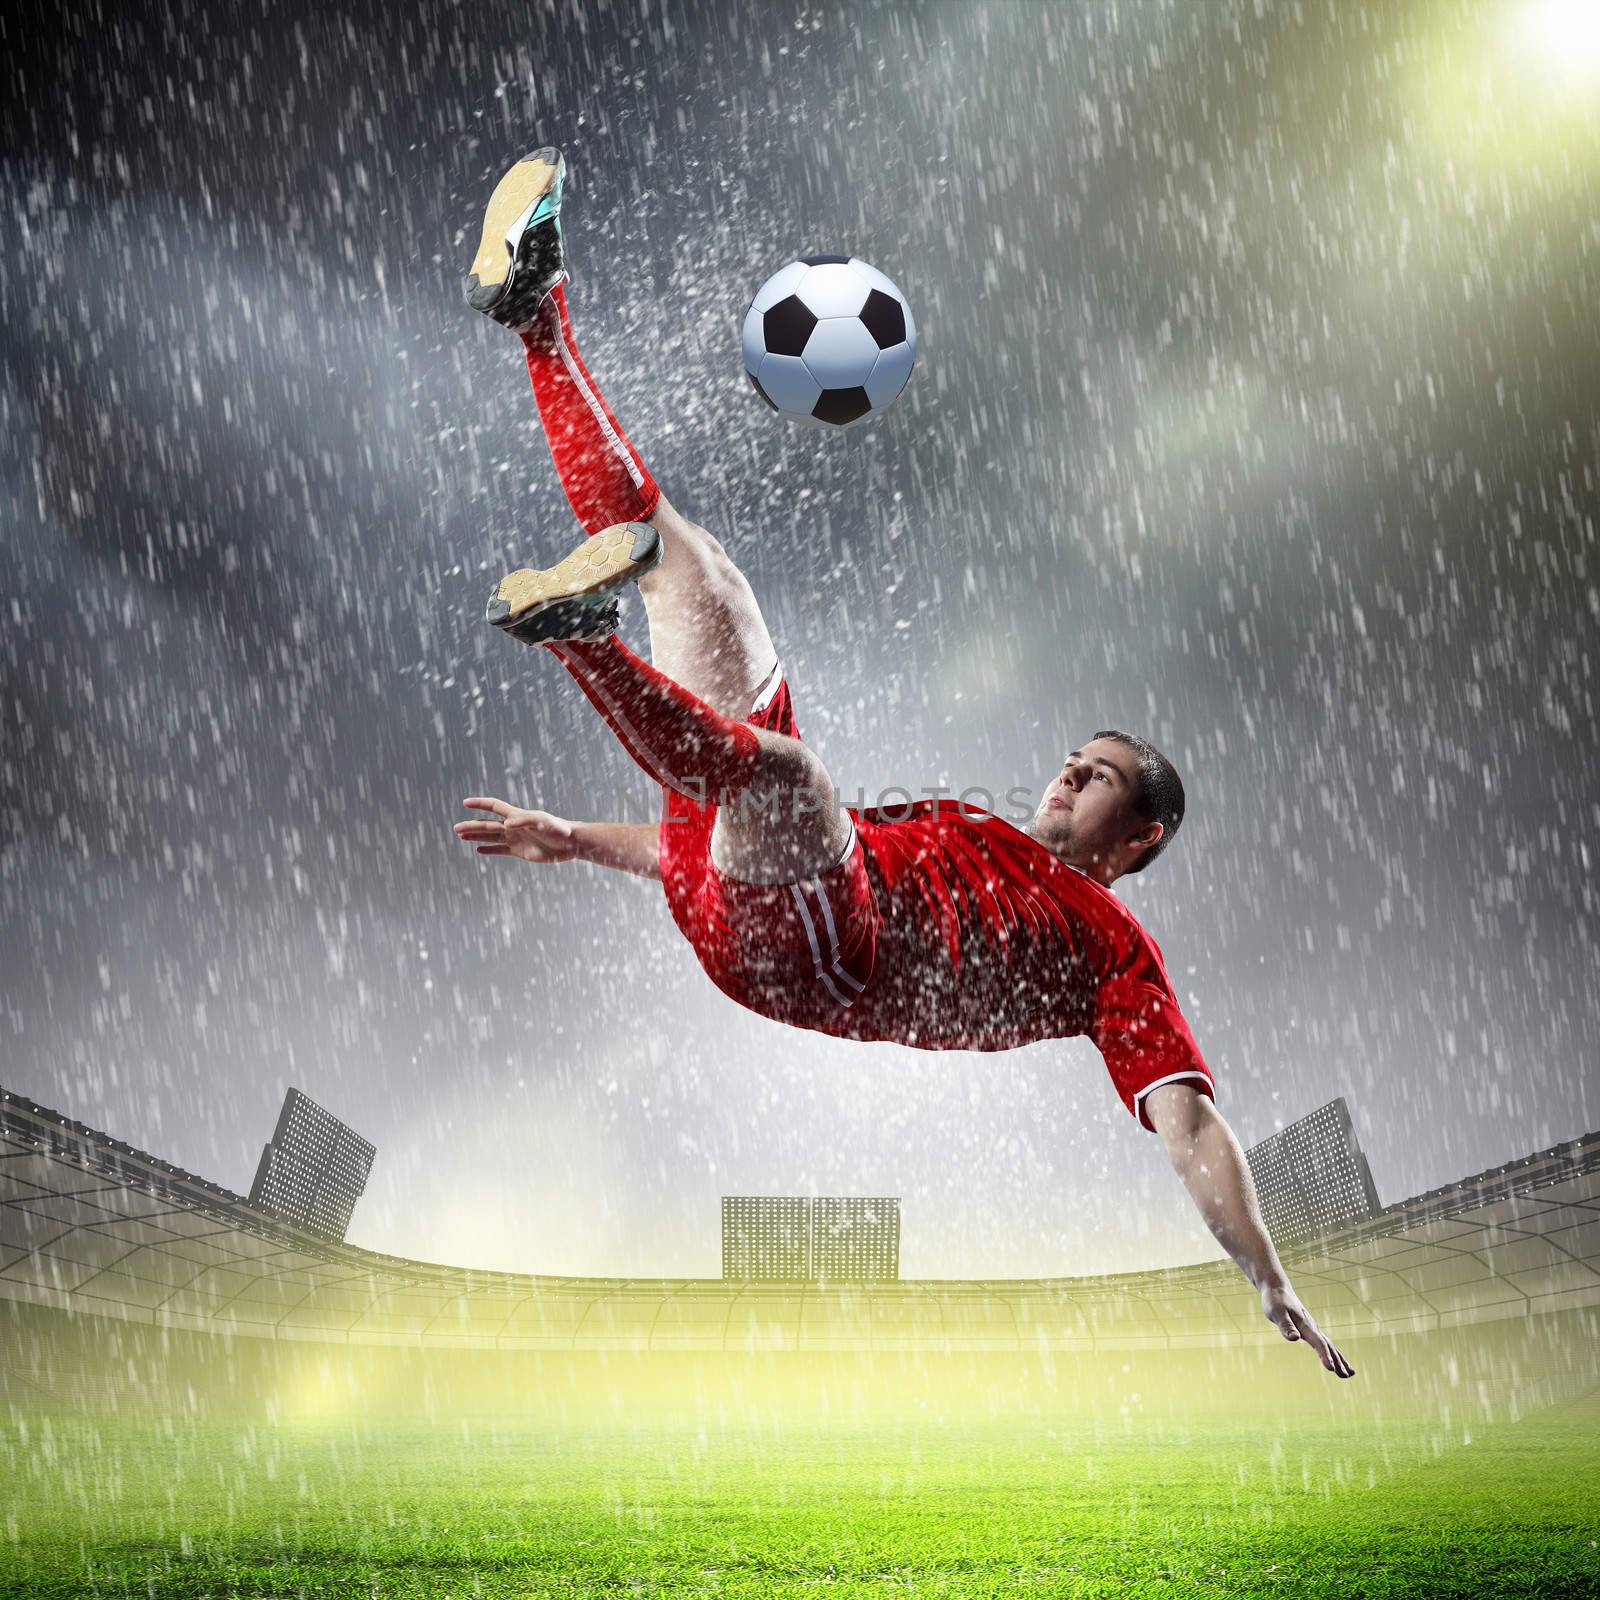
[709,728,855,885]
[639,494,850,883]
[641,493,777,721]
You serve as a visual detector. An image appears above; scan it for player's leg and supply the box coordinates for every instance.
[704,726,856,886]
[465,148,777,721]
[485,537,850,884]
[639,492,778,723]
[549,635,851,885]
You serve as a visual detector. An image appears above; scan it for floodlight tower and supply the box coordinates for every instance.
[1244,1098,1380,1248]
[248,1088,375,1243]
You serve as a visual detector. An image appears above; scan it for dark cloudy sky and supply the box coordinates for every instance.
[2,0,1596,1278]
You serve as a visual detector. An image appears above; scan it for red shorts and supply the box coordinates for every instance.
[657,664,878,1029]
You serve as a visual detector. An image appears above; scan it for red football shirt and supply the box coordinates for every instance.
[834,799,1214,1128]
[655,667,1214,1130]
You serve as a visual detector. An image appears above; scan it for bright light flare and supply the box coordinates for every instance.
[1522,0,1600,83]
[1410,1,1600,174]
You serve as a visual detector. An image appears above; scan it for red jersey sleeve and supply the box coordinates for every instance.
[1092,975,1216,1132]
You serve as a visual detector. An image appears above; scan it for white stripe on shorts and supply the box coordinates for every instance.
[786,842,866,1008]
[788,882,855,1007]
[804,863,865,994]
[749,659,784,715]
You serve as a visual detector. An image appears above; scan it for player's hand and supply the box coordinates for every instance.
[453,797,582,865]
[1261,1282,1355,1379]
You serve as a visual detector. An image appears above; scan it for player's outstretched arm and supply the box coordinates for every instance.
[453,797,662,881]
[1144,1083,1356,1380]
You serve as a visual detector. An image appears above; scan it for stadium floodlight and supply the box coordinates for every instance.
[248,1088,375,1243]
[722,1195,900,1283]
[812,1197,900,1282]
[1244,1098,1380,1249]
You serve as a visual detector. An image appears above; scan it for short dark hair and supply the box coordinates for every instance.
[1093,729,1185,874]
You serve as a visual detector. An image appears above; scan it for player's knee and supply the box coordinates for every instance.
[664,536,761,633]
[690,522,730,562]
[685,527,742,598]
[751,730,832,799]
[651,493,730,562]
[712,734,849,883]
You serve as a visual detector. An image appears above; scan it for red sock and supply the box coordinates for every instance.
[546,637,759,804]
[521,284,661,535]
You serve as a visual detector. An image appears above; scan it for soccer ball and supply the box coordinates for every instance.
[742,255,917,428]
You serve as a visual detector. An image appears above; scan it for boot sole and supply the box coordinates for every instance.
[467,149,562,296]
[487,522,661,628]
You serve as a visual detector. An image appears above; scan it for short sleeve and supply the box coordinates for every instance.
[1092,975,1215,1132]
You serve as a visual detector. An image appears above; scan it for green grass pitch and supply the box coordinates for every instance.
[2,1343,1596,1598]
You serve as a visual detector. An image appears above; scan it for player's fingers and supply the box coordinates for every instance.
[1311,1337,1348,1378]
[1287,1307,1320,1349]
[475,844,511,856]
[1289,1308,1342,1374]
[463,796,512,817]
[454,821,504,838]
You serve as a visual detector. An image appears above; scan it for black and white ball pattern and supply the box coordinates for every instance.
[742,256,917,428]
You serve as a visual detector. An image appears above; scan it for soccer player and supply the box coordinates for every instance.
[452,148,1354,1380]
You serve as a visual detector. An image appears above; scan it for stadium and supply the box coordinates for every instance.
[6,0,1600,1592]
[3,1089,1599,1358]
[4,1085,1598,1596]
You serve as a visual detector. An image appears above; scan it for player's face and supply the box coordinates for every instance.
[1029,737,1153,874]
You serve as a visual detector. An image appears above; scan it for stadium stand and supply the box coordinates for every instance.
[2,1088,1598,1353]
